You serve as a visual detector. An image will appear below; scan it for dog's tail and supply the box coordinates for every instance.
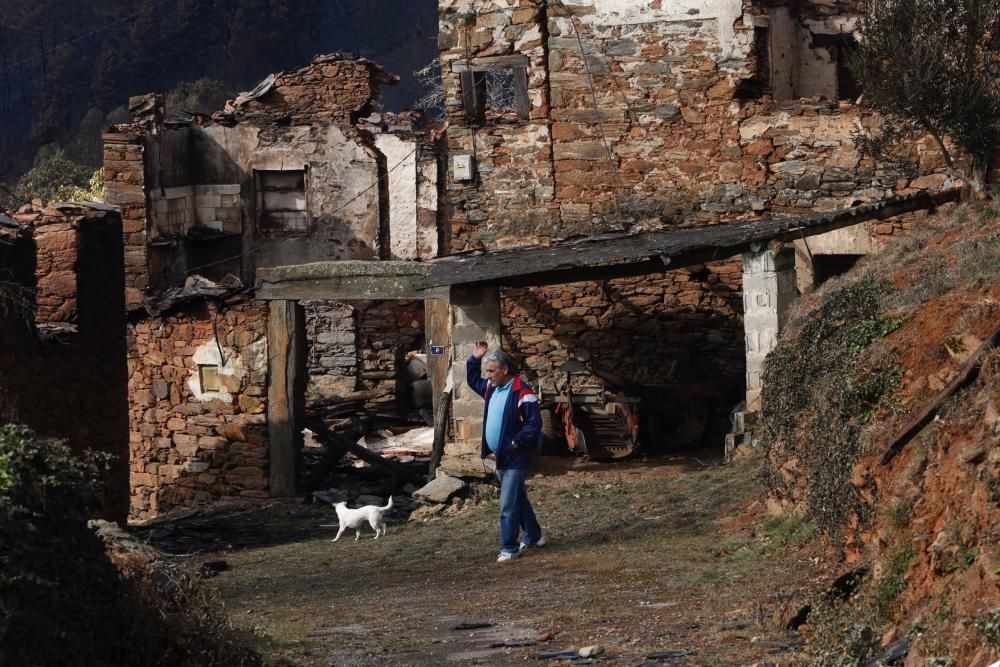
[382,495,393,510]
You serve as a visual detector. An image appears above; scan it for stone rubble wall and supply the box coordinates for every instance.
[0,204,130,522]
[303,299,426,413]
[440,0,950,251]
[502,260,744,390]
[438,0,949,398]
[127,299,269,520]
[231,54,395,127]
[103,131,148,310]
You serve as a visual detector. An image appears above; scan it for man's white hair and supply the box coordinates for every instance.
[483,349,518,374]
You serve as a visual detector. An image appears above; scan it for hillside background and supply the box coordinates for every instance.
[0,0,438,189]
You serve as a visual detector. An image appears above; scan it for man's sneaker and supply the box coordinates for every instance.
[496,551,519,563]
[518,536,547,552]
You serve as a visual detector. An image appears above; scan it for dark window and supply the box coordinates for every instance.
[812,33,862,101]
[835,41,861,101]
[736,26,772,99]
[255,169,308,236]
[814,254,863,284]
[456,55,530,124]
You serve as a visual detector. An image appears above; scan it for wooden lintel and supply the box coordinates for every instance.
[256,278,446,301]
[452,55,530,72]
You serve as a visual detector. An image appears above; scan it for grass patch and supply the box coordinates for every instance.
[764,513,818,545]
[875,545,915,621]
[975,608,1000,650]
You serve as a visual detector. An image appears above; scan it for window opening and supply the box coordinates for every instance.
[255,169,308,236]
[736,26,772,99]
[814,254,864,285]
[457,56,530,124]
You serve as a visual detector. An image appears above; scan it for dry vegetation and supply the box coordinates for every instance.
[203,456,827,666]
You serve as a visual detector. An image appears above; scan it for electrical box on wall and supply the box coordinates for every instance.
[452,154,474,181]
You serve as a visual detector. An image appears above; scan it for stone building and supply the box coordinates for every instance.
[98,3,956,517]
[0,203,129,522]
[427,0,951,462]
[103,54,443,518]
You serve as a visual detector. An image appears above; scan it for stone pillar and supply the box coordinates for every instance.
[267,300,306,497]
[103,129,148,311]
[742,247,797,411]
[439,284,501,476]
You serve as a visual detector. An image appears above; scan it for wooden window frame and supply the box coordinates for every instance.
[453,55,530,124]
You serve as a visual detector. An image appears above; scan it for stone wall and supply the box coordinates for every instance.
[127,298,269,520]
[304,299,426,412]
[0,203,129,522]
[437,0,952,246]
[502,261,744,390]
[439,0,949,251]
[230,53,398,127]
[436,0,951,405]
[103,130,148,310]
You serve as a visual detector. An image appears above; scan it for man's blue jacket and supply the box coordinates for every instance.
[466,355,542,469]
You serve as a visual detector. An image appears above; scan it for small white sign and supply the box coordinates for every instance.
[452,154,474,181]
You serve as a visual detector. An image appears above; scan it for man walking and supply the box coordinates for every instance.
[467,341,545,562]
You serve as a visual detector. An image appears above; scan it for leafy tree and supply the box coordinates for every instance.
[14,145,100,203]
[852,0,1000,193]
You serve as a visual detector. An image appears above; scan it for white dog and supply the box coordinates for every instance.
[332,496,393,541]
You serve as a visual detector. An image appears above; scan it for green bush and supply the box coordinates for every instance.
[13,145,98,203]
[975,608,1000,650]
[0,425,263,666]
[0,425,152,665]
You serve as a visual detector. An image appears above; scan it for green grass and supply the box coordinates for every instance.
[876,545,915,622]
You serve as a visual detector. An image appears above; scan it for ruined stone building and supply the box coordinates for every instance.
[22,0,952,519]
[102,54,442,518]
[0,204,129,522]
[425,0,951,466]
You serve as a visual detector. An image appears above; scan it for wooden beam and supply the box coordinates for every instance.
[303,418,425,485]
[250,190,960,299]
[256,276,441,300]
[427,390,452,482]
[879,326,1000,466]
[424,297,452,416]
[267,300,306,497]
[255,261,440,301]
[452,55,530,72]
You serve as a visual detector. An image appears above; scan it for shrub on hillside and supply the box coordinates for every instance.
[0,425,263,666]
[761,276,904,534]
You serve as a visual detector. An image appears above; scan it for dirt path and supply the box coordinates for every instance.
[201,456,830,666]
